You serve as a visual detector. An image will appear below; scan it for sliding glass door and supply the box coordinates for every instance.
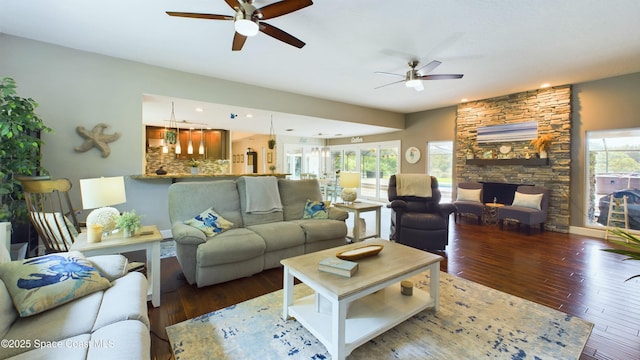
[586,128,640,230]
[331,141,400,202]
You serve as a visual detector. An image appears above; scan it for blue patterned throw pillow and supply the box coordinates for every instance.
[0,251,111,317]
[184,207,234,237]
[303,200,330,219]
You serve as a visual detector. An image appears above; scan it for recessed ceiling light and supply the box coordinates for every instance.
[461,98,468,102]
[195,107,204,112]
[540,83,550,88]
[246,114,253,118]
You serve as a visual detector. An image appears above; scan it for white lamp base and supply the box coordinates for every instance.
[86,207,120,233]
[341,188,357,203]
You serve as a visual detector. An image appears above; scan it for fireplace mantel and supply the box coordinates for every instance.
[466,158,548,166]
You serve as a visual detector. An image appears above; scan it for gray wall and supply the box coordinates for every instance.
[2,33,639,232]
[329,75,640,230]
[0,34,403,233]
[570,72,640,226]
[327,106,457,174]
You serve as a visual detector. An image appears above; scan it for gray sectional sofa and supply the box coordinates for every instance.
[0,254,150,359]
[168,177,348,287]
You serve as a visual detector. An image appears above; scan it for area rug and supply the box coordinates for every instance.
[166,272,593,359]
[160,240,176,259]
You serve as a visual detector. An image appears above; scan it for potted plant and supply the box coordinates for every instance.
[268,117,276,149]
[115,210,142,238]
[0,77,52,229]
[188,158,200,175]
[530,133,553,158]
[269,165,276,174]
[602,228,640,282]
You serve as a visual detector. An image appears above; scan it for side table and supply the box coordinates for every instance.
[71,225,163,307]
[483,203,504,225]
[333,202,382,242]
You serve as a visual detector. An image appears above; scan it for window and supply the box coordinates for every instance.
[586,128,640,230]
[330,141,400,202]
[427,141,453,202]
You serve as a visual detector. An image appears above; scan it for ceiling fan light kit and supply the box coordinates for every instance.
[375,59,463,91]
[167,0,313,51]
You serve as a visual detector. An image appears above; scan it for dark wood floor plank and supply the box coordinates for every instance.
[148,222,640,360]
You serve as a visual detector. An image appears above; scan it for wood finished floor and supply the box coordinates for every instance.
[148,220,640,360]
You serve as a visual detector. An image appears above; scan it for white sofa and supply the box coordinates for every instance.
[0,250,150,360]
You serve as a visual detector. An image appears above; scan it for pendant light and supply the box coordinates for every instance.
[198,127,205,155]
[171,102,182,154]
[187,128,194,154]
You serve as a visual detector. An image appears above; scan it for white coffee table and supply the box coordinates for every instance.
[71,225,162,307]
[281,239,442,359]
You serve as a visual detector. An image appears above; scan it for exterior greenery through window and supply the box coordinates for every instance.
[587,129,640,230]
[428,141,453,202]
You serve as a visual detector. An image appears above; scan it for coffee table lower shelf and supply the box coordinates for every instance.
[288,284,433,357]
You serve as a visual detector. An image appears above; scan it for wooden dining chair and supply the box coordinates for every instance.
[19,178,81,253]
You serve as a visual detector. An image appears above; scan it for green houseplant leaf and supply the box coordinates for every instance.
[0,76,52,223]
[602,228,640,281]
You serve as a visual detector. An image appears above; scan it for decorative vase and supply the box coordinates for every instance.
[155,166,167,175]
[539,150,548,159]
[123,228,134,238]
[191,167,199,175]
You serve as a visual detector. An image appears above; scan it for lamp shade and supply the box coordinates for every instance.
[339,172,360,189]
[80,176,126,209]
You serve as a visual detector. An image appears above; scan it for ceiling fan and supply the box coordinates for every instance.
[375,60,463,91]
[166,0,313,51]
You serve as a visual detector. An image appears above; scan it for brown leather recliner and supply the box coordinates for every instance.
[387,174,456,251]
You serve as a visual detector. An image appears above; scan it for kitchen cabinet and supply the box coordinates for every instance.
[146,126,227,160]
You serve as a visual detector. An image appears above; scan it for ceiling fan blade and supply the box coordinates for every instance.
[374,71,404,78]
[166,12,233,21]
[418,74,464,80]
[224,0,241,10]
[258,0,313,20]
[417,60,442,74]
[259,22,305,48]
[232,32,247,51]
[374,79,405,90]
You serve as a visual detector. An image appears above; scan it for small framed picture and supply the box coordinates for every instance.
[232,154,237,163]
[267,152,273,164]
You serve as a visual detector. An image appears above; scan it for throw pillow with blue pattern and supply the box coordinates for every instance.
[0,251,111,317]
[184,207,234,237]
[303,200,330,219]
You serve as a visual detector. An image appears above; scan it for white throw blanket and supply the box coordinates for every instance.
[244,176,283,214]
[396,174,432,197]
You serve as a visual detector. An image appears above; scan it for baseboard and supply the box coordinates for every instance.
[569,226,605,239]
[569,226,640,239]
[160,229,173,240]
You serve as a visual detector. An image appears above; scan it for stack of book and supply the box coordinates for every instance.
[318,257,358,277]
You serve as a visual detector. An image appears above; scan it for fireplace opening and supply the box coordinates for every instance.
[480,182,534,205]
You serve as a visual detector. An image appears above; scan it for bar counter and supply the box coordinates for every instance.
[131,173,289,183]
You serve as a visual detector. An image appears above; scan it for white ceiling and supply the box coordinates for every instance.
[2,1,640,139]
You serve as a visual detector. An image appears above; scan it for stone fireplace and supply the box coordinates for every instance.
[480,182,533,205]
[456,86,571,233]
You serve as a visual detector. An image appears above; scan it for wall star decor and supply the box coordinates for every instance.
[74,123,121,158]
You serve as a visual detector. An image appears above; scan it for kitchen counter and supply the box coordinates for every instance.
[131,173,289,183]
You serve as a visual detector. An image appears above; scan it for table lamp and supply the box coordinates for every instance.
[80,176,127,233]
[339,172,360,204]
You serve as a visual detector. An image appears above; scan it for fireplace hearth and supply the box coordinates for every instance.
[480,182,534,205]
